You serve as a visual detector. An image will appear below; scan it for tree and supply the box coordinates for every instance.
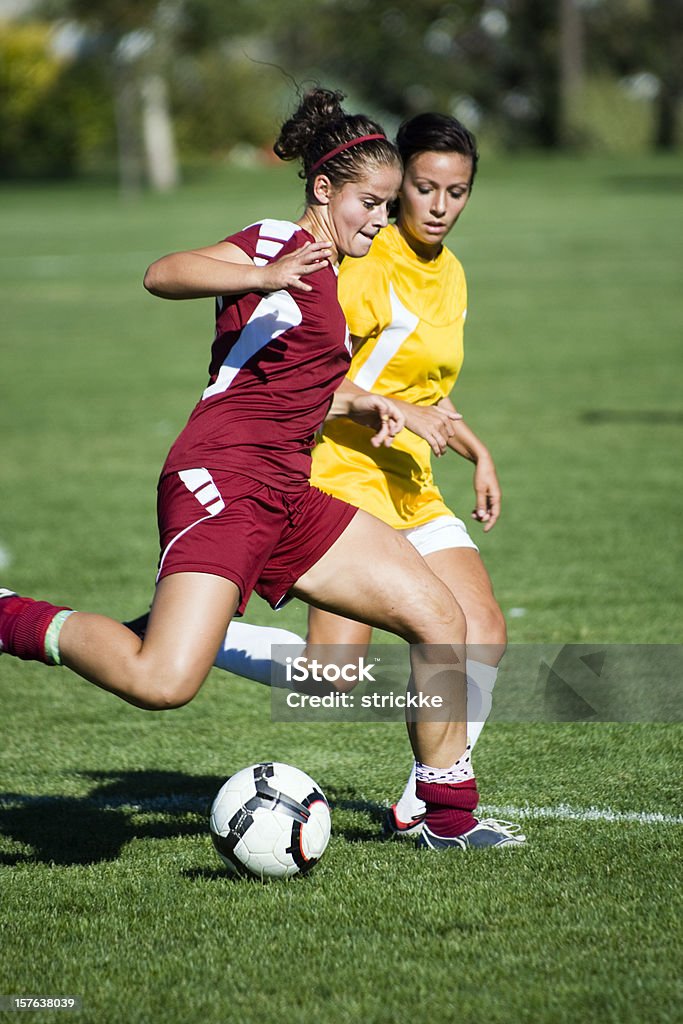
[650,0,683,149]
[586,0,682,150]
[558,0,584,146]
[0,22,80,177]
[44,0,181,192]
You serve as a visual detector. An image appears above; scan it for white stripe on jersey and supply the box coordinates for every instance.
[251,219,301,242]
[202,290,302,400]
[351,284,419,391]
[251,220,301,266]
[256,238,286,259]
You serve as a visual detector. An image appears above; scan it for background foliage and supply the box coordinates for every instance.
[0,0,681,184]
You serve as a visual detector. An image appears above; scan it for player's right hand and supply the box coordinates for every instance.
[260,241,332,292]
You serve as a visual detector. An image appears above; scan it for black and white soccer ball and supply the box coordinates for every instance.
[209,762,331,880]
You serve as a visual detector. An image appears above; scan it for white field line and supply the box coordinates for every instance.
[480,803,683,826]
[0,793,681,826]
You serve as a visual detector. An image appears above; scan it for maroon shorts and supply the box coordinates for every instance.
[156,468,358,614]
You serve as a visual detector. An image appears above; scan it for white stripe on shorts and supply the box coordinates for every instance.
[156,468,225,581]
[399,515,478,557]
[178,468,225,515]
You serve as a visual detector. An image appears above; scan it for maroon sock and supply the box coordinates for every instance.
[0,595,70,664]
[416,778,480,838]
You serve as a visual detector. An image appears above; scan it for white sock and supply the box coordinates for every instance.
[466,659,499,748]
[213,621,305,688]
[394,659,499,820]
[394,762,421,822]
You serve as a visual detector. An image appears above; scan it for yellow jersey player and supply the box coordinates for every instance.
[313,209,468,530]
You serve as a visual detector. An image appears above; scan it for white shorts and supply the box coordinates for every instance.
[398,515,479,558]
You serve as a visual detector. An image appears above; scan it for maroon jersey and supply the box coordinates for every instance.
[162,220,350,489]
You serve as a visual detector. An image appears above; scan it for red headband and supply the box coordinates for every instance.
[308,134,387,176]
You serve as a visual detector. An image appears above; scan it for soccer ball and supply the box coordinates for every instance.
[209,762,331,880]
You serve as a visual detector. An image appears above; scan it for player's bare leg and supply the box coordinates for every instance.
[306,609,372,649]
[389,547,508,829]
[306,547,507,829]
[296,517,525,848]
[292,510,468,768]
[0,574,240,710]
[425,547,506,664]
[301,610,372,694]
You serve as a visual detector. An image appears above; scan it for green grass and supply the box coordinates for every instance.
[1,155,682,1023]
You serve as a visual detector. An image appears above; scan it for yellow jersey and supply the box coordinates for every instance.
[311,224,467,528]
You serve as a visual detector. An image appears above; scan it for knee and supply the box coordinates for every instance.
[135,665,204,711]
[400,582,467,645]
[140,691,191,712]
[466,600,508,650]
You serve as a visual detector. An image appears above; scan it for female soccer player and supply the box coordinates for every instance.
[213,112,513,843]
[0,90,524,851]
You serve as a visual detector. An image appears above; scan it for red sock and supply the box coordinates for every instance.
[0,595,70,664]
[416,778,480,837]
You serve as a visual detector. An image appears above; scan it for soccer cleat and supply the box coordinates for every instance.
[417,818,526,850]
[382,803,426,839]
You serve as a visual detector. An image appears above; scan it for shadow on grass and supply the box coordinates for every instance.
[605,174,683,193]
[581,409,683,425]
[324,793,388,844]
[0,773,390,865]
[0,769,225,867]
[180,866,317,885]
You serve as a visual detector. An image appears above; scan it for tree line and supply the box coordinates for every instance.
[1,0,680,187]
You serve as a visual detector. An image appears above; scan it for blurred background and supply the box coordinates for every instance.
[0,0,680,190]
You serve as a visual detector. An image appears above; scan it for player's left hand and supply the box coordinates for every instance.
[401,402,462,456]
[471,453,501,531]
[347,394,405,447]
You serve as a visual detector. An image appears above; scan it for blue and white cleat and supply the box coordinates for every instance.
[418,818,526,850]
[382,803,426,839]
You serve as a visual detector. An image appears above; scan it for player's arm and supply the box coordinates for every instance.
[327,375,405,449]
[437,396,502,532]
[143,239,332,299]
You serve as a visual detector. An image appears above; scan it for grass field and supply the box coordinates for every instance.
[1,154,681,1024]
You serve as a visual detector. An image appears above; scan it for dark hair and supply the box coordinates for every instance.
[396,112,479,186]
[274,88,401,202]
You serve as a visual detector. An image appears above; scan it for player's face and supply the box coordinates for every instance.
[398,151,473,258]
[328,166,402,259]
